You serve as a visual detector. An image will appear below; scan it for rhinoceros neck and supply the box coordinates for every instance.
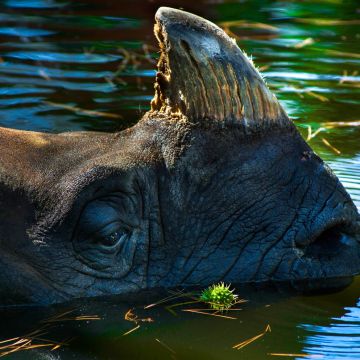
[149,7,291,131]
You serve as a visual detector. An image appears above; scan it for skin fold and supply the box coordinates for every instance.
[0,7,359,305]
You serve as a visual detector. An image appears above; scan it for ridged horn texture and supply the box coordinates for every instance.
[150,7,291,129]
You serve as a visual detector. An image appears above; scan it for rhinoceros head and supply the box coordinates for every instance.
[0,7,359,304]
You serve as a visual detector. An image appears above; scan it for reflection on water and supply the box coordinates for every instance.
[1,280,360,359]
[301,298,360,360]
[330,155,360,209]
[0,0,359,359]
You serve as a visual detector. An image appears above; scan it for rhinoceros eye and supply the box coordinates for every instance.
[94,222,130,250]
[102,231,125,247]
[73,192,139,273]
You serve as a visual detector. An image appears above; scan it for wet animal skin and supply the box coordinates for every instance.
[0,7,359,304]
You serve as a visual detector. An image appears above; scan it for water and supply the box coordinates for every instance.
[0,0,359,358]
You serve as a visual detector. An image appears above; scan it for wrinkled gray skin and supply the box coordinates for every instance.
[0,8,360,305]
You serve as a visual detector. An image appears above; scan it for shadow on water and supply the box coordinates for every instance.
[1,279,360,359]
[0,0,359,358]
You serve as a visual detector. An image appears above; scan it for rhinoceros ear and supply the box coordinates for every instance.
[149,7,291,129]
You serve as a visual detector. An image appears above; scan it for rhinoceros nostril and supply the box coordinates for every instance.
[303,224,351,258]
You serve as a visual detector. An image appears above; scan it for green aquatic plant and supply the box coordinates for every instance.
[200,282,238,311]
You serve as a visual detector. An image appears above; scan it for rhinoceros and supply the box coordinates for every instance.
[0,7,359,304]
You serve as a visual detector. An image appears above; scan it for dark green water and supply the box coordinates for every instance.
[0,0,359,359]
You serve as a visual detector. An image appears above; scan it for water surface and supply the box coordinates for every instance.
[0,0,359,358]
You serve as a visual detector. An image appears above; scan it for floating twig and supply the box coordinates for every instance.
[122,325,140,336]
[306,91,329,102]
[124,308,153,324]
[321,138,341,154]
[0,339,32,358]
[123,308,153,336]
[259,65,270,72]
[144,291,188,309]
[326,49,360,59]
[43,101,123,119]
[233,324,271,350]
[74,316,101,321]
[306,126,326,141]
[165,300,201,316]
[38,69,51,81]
[322,120,360,128]
[292,38,315,49]
[182,309,237,320]
[0,328,72,357]
[155,338,176,355]
[338,70,359,84]
[44,315,101,323]
[125,308,137,322]
[183,307,243,311]
[42,309,101,323]
[41,309,76,323]
[295,18,360,26]
[268,353,324,358]
[0,337,20,345]
[219,20,278,41]
[220,20,278,32]
[142,44,157,64]
[145,289,198,315]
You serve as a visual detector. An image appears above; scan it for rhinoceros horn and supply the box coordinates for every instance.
[150,7,290,130]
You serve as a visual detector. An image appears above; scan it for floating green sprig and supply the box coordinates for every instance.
[200,282,238,311]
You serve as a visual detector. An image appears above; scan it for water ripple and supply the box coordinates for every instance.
[330,154,360,209]
[0,27,55,37]
[300,299,360,360]
[0,86,53,95]
[5,0,68,8]
[0,62,113,79]
[264,71,360,82]
[5,51,122,63]
[0,74,115,93]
